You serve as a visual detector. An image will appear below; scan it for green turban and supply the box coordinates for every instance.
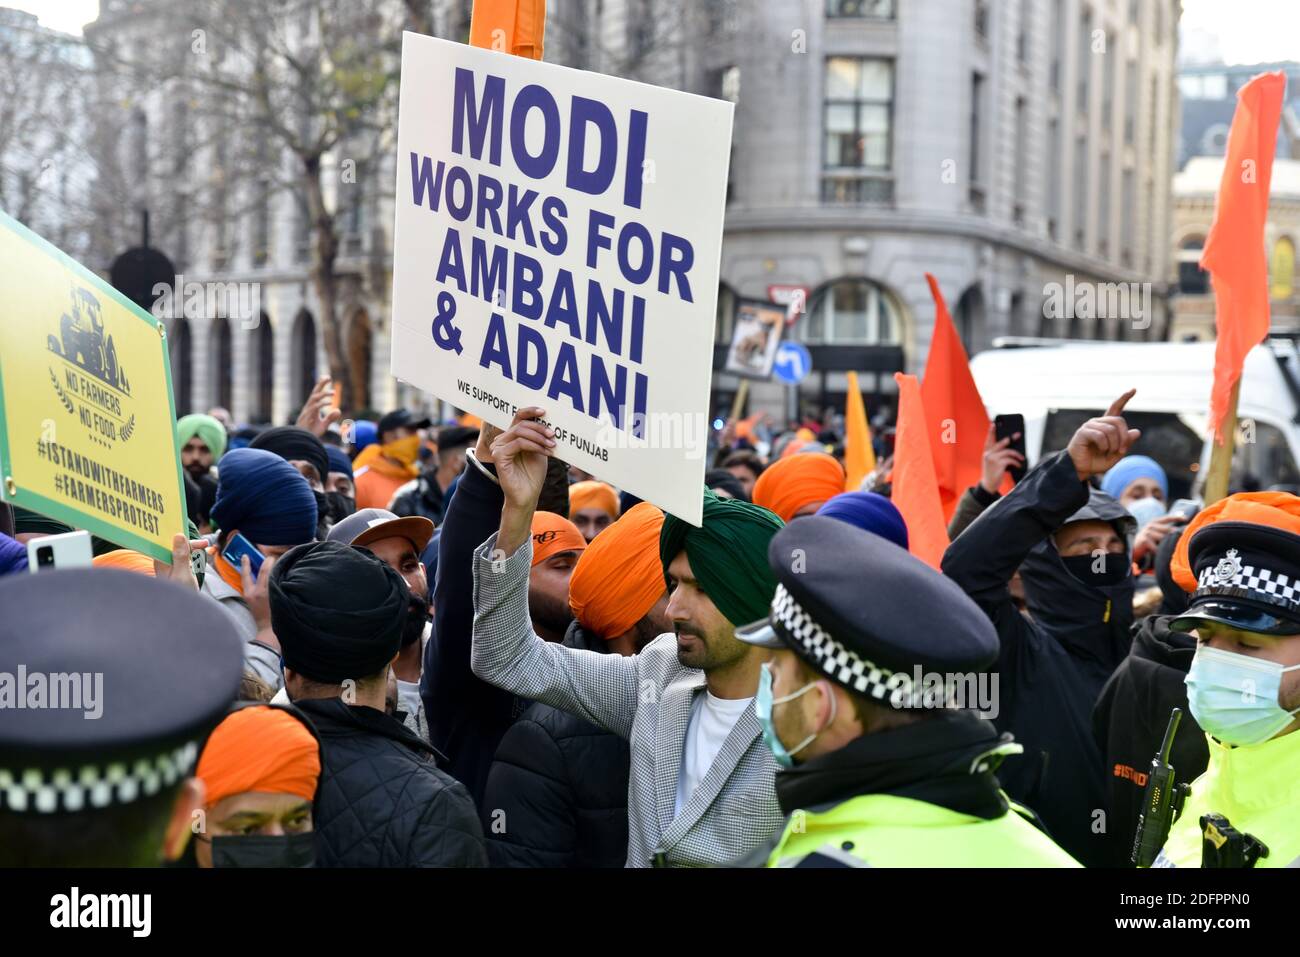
[659,488,784,627]
[12,506,73,537]
[176,414,228,462]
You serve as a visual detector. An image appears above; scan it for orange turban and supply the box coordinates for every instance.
[92,549,155,576]
[1171,491,1300,592]
[531,511,587,567]
[569,481,619,519]
[197,706,321,808]
[752,452,846,522]
[568,503,666,638]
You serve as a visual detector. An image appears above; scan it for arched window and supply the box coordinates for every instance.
[248,312,274,424]
[955,285,985,354]
[797,278,902,345]
[346,307,372,412]
[715,283,738,343]
[170,317,192,414]
[291,309,317,408]
[1272,237,1295,300]
[1178,235,1209,294]
[210,317,232,411]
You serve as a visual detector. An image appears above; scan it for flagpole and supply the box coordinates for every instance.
[729,379,749,421]
[1203,378,1240,505]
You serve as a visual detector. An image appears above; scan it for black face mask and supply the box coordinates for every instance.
[402,594,430,648]
[326,491,356,523]
[210,831,316,868]
[1061,552,1131,588]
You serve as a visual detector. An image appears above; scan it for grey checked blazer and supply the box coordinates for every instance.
[471,532,782,867]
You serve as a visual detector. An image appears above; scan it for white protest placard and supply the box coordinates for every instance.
[391,32,734,525]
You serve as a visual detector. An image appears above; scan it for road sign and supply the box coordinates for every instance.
[773,342,812,385]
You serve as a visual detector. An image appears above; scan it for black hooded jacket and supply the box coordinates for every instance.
[942,449,1136,867]
[480,621,631,868]
[1092,614,1209,866]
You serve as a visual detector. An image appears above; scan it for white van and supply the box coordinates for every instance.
[969,338,1300,499]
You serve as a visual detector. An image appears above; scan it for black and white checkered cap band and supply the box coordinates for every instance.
[1195,561,1300,616]
[771,584,922,708]
[0,740,199,814]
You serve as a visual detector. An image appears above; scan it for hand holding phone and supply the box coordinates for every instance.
[27,529,93,573]
[221,531,264,580]
[987,415,1028,489]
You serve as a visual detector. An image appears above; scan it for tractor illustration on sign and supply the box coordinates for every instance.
[47,284,131,394]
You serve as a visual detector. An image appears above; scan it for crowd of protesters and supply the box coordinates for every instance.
[2,373,1298,870]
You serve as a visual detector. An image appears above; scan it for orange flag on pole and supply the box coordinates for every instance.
[843,371,876,491]
[920,273,990,520]
[891,373,950,570]
[469,0,546,59]
[1201,71,1286,442]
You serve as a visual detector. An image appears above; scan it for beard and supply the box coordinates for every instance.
[185,460,210,480]
[675,624,727,670]
[528,589,573,637]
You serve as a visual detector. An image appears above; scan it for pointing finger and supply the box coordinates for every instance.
[1106,388,1137,418]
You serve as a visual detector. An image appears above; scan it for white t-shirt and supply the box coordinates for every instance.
[674,691,754,815]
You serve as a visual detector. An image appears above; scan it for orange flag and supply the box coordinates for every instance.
[891,373,950,570]
[469,0,546,59]
[1201,71,1286,442]
[843,371,876,491]
[920,273,990,520]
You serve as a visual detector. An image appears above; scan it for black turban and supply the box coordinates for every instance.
[251,426,330,488]
[270,540,410,684]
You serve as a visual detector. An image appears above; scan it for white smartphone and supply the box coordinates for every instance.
[27,529,94,573]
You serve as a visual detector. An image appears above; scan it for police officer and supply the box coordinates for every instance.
[1152,492,1300,868]
[0,568,244,866]
[733,516,1078,867]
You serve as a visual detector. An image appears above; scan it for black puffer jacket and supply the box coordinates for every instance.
[1092,614,1208,866]
[295,697,488,867]
[479,621,630,868]
[942,450,1136,868]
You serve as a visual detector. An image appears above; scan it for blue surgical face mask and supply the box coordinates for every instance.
[1185,645,1300,746]
[755,662,836,769]
[1127,495,1167,531]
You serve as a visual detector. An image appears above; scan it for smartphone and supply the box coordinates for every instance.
[27,529,93,573]
[1169,498,1202,522]
[994,413,1028,484]
[221,531,264,579]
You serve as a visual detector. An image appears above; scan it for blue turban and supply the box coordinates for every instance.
[0,532,28,577]
[351,420,377,455]
[816,492,909,550]
[211,448,318,546]
[325,445,354,480]
[1101,455,1168,502]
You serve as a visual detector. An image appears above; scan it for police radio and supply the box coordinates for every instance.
[1131,708,1191,867]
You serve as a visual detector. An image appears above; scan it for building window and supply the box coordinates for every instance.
[969,73,985,212]
[1050,0,1063,91]
[1273,237,1296,300]
[1178,236,1209,294]
[1120,168,1135,267]
[1047,117,1061,239]
[799,279,901,345]
[1013,97,1027,226]
[1124,59,1137,144]
[1017,0,1031,63]
[1074,135,1088,250]
[826,0,895,18]
[822,57,894,203]
[974,0,990,41]
[1078,9,1092,112]
[1098,148,1111,259]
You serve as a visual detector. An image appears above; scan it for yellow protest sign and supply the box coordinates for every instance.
[0,211,185,562]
